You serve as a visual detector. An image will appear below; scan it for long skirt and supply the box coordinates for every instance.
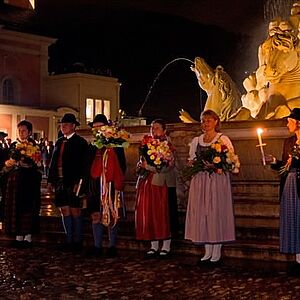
[4,166,41,235]
[185,171,235,244]
[280,170,300,254]
[135,173,170,241]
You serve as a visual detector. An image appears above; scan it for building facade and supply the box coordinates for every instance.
[0,4,121,141]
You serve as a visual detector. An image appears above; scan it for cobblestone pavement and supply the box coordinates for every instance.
[1,243,300,299]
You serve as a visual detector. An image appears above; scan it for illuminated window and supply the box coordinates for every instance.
[85,98,111,123]
[103,100,110,119]
[95,99,102,115]
[3,79,14,104]
[86,98,94,123]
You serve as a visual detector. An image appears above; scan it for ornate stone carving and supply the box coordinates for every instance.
[181,2,300,122]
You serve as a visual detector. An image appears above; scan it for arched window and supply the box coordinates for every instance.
[3,78,14,104]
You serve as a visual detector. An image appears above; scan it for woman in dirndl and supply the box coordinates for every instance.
[266,108,300,264]
[135,119,178,258]
[184,110,236,264]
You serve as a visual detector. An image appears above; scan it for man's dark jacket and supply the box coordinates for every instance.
[48,134,88,188]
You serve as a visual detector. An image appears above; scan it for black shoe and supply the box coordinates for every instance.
[22,241,33,248]
[72,242,83,253]
[288,263,300,276]
[159,250,171,259]
[55,242,73,252]
[210,258,223,267]
[10,240,24,249]
[144,249,159,259]
[85,246,103,257]
[107,246,118,258]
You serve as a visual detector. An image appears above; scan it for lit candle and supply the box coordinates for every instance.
[256,128,266,166]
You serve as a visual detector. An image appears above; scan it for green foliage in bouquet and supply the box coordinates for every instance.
[181,138,240,181]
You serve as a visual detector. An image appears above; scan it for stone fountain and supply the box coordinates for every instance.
[180,1,300,122]
[78,1,300,261]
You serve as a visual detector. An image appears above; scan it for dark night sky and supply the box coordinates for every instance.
[33,0,268,122]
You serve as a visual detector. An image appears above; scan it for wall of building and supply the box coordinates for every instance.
[0,28,121,141]
[0,113,12,136]
[45,73,120,126]
[0,28,55,106]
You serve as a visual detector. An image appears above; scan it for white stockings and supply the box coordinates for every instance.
[201,244,222,262]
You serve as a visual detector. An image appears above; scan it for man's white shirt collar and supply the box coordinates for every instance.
[64,132,75,140]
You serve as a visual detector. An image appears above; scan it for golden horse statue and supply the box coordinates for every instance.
[180,57,242,123]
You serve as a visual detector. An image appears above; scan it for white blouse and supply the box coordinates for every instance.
[189,133,234,160]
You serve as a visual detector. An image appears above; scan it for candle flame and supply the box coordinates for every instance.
[257,128,263,135]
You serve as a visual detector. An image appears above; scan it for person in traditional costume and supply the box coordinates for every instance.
[2,120,42,247]
[48,113,88,251]
[265,108,300,265]
[135,119,178,258]
[85,114,126,257]
[0,131,9,221]
[0,131,9,170]
[184,110,236,264]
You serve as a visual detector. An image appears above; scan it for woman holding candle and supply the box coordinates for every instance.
[265,108,300,264]
[185,110,236,264]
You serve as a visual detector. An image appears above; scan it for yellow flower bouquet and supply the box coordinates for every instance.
[139,135,175,172]
[182,138,240,181]
[10,140,41,166]
[92,125,130,149]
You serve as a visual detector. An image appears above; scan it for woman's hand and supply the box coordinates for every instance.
[137,159,147,169]
[4,158,16,168]
[203,160,214,169]
[187,159,194,167]
[264,154,277,165]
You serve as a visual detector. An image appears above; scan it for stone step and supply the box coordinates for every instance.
[31,179,286,262]
[0,212,288,262]
[6,224,290,263]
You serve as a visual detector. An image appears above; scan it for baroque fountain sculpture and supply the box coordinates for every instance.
[180,1,300,122]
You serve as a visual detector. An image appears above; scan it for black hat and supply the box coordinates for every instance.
[288,108,300,121]
[59,113,80,126]
[88,114,108,127]
[0,131,8,138]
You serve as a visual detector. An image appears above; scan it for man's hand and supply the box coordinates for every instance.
[73,184,79,194]
[47,183,54,193]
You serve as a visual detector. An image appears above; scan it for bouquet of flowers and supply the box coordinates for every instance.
[182,138,240,181]
[139,135,175,172]
[92,125,130,149]
[9,140,42,166]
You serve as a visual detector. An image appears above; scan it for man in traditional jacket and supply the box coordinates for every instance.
[48,113,88,251]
